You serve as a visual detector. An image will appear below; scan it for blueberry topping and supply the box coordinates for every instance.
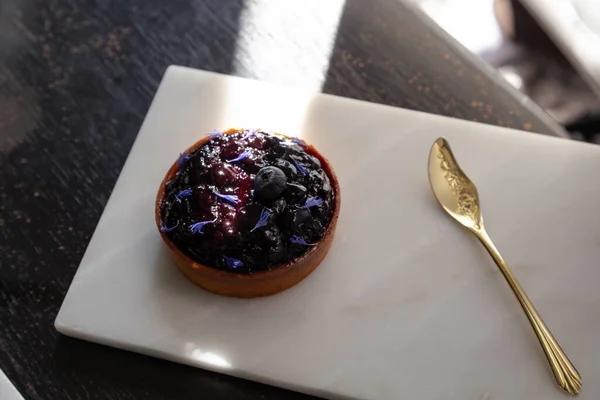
[309,155,321,167]
[264,226,285,264]
[160,130,335,273]
[210,163,240,185]
[292,208,314,232]
[284,183,307,203]
[273,159,298,179]
[254,166,287,201]
[270,198,287,215]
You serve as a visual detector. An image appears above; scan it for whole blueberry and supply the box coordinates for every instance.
[270,198,287,215]
[309,155,321,167]
[273,159,298,179]
[284,183,307,203]
[263,226,285,264]
[268,241,285,264]
[292,207,314,233]
[254,166,287,200]
[308,170,325,186]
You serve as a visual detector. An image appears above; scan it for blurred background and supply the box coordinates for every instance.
[413,0,600,143]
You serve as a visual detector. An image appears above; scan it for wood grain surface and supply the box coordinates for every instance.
[0,0,563,399]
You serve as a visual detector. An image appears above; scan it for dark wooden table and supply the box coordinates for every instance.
[0,0,564,399]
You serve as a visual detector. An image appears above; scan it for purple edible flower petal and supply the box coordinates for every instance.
[213,190,240,205]
[227,149,252,163]
[160,221,179,232]
[251,208,270,232]
[175,189,193,202]
[303,196,323,208]
[290,235,314,246]
[290,158,308,174]
[223,255,243,269]
[178,152,192,168]
[209,129,222,138]
[242,128,257,139]
[291,137,308,148]
[188,220,214,234]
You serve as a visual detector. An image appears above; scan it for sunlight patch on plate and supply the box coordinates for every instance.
[185,343,232,369]
[220,73,317,139]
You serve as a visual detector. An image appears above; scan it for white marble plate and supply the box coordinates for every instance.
[0,369,24,400]
[56,66,600,400]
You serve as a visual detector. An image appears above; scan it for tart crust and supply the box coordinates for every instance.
[155,129,340,298]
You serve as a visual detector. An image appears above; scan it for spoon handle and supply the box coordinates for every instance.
[474,228,582,395]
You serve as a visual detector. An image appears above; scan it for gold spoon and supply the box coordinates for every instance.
[428,138,581,395]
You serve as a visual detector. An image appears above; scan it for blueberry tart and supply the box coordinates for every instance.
[155,129,340,297]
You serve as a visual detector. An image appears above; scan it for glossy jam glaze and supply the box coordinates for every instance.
[159,129,336,274]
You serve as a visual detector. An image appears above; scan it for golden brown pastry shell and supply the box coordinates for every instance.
[155,129,340,298]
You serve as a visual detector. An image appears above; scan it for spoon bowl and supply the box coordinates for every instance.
[428,138,483,231]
